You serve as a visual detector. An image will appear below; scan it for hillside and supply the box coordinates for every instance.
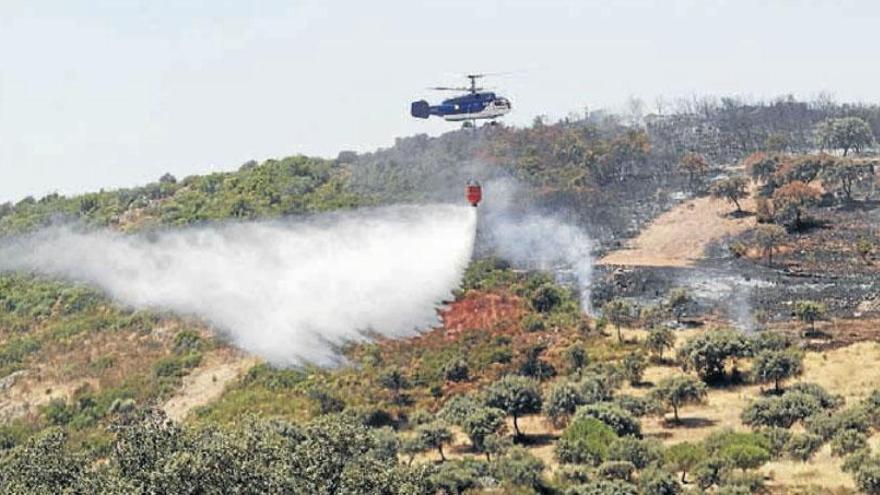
[1,100,880,493]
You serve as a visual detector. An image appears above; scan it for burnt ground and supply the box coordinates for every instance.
[591,198,880,343]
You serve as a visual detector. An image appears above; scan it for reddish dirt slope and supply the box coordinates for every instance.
[440,292,524,338]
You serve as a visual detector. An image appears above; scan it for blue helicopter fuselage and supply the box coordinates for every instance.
[411,92,511,122]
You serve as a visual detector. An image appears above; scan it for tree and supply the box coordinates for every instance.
[710,176,750,213]
[665,442,706,483]
[555,416,617,465]
[621,352,647,386]
[815,117,875,156]
[743,151,779,184]
[772,180,821,229]
[665,288,691,324]
[518,344,556,380]
[857,238,874,264]
[751,349,803,392]
[794,300,826,334]
[754,224,786,265]
[831,429,868,457]
[679,152,710,190]
[378,367,410,404]
[784,433,823,462]
[646,327,675,361]
[492,446,545,489]
[416,422,453,462]
[531,283,563,313]
[821,158,876,201]
[564,344,589,373]
[741,392,821,429]
[544,381,586,427]
[640,466,682,495]
[483,375,543,438]
[721,443,770,472]
[460,407,505,458]
[639,304,666,330]
[573,403,641,437]
[608,436,663,469]
[602,298,632,344]
[443,358,470,382]
[856,463,880,495]
[650,375,707,424]
[677,329,752,382]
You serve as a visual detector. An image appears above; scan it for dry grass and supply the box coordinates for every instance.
[163,349,258,422]
[598,193,756,267]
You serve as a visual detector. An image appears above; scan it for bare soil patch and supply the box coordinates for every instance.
[599,194,756,267]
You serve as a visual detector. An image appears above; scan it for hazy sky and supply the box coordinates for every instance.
[2,0,880,202]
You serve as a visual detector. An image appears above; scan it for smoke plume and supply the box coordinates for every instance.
[478,178,594,310]
[0,205,476,365]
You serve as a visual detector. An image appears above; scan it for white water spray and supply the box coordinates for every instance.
[0,204,477,365]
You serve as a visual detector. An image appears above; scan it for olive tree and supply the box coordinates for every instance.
[815,117,875,156]
[650,375,707,424]
[602,298,632,344]
[710,176,750,213]
[483,375,543,439]
[751,349,803,393]
[794,300,826,334]
[754,224,786,266]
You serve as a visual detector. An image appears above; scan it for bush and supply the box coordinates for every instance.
[720,443,770,471]
[442,358,470,382]
[544,381,585,427]
[805,407,870,441]
[564,344,589,373]
[831,429,868,457]
[677,329,751,382]
[785,433,824,461]
[598,461,635,482]
[574,403,641,437]
[741,391,821,429]
[694,456,731,490]
[842,448,872,473]
[531,284,563,313]
[556,417,617,465]
[761,427,792,458]
[621,352,646,386]
[856,463,880,495]
[521,314,547,333]
[608,436,663,469]
[639,466,681,495]
[614,395,660,417]
[492,446,545,489]
[788,382,843,410]
[563,480,638,495]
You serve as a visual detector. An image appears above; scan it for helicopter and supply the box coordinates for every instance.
[410,74,512,128]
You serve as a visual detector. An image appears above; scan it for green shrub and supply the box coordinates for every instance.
[608,436,663,469]
[442,358,470,382]
[598,461,635,482]
[556,417,617,465]
[785,433,824,461]
[574,403,641,437]
[831,429,868,457]
[639,466,681,495]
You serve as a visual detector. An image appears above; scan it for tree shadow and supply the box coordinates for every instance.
[662,417,717,429]
[726,210,755,219]
[516,432,558,447]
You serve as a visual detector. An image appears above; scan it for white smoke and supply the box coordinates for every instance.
[0,204,477,365]
[479,178,594,311]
